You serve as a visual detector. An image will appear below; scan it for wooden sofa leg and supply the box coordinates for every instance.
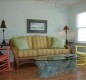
[14,59,19,69]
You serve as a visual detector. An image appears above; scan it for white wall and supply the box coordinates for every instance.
[69,1,86,42]
[0,0,69,40]
[0,0,69,62]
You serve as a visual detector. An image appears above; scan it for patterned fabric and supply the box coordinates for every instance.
[54,49,70,54]
[10,35,71,58]
[26,36,33,49]
[46,36,53,48]
[37,49,54,56]
[17,49,70,57]
[18,50,38,57]
[32,36,47,49]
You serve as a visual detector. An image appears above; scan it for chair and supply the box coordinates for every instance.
[75,45,86,65]
[0,47,12,72]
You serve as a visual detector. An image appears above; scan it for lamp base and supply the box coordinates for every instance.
[66,39,68,45]
[2,40,7,44]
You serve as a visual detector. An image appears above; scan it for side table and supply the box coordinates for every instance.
[0,43,9,47]
[0,47,13,72]
[0,43,9,55]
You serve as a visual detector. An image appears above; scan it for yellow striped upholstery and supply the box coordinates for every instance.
[46,36,53,48]
[17,49,70,57]
[37,49,55,56]
[18,50,38,57]
[54,49,70,54]
[10,35,71,68]
[32,36,47,49]
[27,36,33,49]
[10,35,71,58]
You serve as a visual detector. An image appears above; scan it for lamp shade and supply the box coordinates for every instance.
[0,20,7,28]
[63,25,69,30]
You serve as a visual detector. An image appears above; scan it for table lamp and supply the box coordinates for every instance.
[63,25,69,45]
[0,20,7,44]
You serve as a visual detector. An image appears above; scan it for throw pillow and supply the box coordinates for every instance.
[13,37,30,50]
[51,37,65,49]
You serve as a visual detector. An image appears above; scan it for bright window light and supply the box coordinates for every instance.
[77,12,86,42]
[78,28,86,41]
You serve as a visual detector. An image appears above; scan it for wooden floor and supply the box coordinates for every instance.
[0,63,86,80]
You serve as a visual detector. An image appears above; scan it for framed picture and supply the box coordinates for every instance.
[27,19,47,33]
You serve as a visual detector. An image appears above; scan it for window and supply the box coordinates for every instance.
[77,12,86,42]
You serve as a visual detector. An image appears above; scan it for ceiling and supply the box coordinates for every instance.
[33,0,84,6]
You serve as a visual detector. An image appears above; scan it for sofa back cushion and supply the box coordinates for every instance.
[46,36,53,48]
[26,36,33,49]
[32,36,47,49]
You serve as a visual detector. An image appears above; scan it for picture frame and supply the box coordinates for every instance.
[27,19,47,33]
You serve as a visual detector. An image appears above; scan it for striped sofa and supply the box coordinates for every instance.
[9,35,71,68]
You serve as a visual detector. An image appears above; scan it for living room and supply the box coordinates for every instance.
[0,0,86,80]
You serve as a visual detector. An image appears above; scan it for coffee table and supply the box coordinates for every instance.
[35,54,77,78]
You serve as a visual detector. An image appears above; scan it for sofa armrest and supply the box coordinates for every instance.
[9,40,20,68]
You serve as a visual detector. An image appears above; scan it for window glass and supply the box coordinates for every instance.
[77,12,86,27]
[77,12,86,42]
[78,28,86,41]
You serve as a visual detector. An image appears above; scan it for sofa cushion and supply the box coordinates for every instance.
[18,49,38,57]
[37,49,70,56]
[37,49,55,56]
[32,36,47,49]
[51,37,65,49]
[17,48,70,58]
[12,37,30,50]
